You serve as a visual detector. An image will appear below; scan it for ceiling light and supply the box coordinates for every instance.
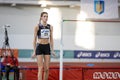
[11,3,16,7]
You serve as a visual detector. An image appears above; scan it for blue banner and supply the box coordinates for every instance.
[74,51,120,59]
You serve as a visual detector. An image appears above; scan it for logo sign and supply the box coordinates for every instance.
[94,0,104,14]
[93,72,120,79]
[83,68,120,80]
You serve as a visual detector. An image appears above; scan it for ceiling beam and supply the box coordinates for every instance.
[0,0,80,6]
[0,0,120,7]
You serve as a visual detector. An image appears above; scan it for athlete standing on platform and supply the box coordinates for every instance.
[32,12,55,80]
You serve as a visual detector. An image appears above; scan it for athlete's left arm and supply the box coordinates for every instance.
[50,25,54,52]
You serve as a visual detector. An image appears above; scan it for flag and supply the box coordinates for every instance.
[80,0,118,19]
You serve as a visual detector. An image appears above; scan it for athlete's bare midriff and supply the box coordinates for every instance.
[37,38,49,44]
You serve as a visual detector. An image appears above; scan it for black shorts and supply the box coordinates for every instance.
[36,43,51,55]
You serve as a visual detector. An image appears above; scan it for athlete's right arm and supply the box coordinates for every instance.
[32,26,38,58]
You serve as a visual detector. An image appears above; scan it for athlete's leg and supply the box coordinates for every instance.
[43,55,50,80]
[37,55,43,80]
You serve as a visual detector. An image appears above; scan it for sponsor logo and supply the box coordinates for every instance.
[114,52,120,58]
[93,72,120,79]
[95,52,110,58]
[77,52,92,58]
[41,29,49,33]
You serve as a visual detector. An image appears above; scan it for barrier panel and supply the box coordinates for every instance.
[21,66,59,80]
[20,66,83,80]
[19,63,120,80]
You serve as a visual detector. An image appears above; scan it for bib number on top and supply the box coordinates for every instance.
[41,29,50,38]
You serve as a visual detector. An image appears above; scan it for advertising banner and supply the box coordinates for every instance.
[74,51,120,59]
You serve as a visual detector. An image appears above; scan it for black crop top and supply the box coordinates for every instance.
[37,24,50,39]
